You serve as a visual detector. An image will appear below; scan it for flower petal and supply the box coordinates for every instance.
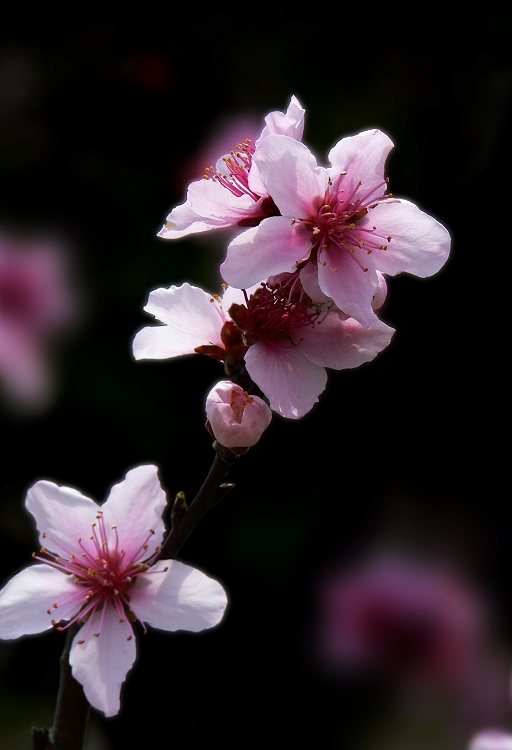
[101,465,167,557]
[363,199,451,277]
[221,217,310,290]
[328,129,394,187]
[69,607,137,717]
[294,314,394,370]
[313,248,379,327]
[157,178,260,239]
[26,480,99,553]
[130,560,227,632]
[0,564,78,638]
[254,135,327,217]
[245,342,327,419]
[133,283,226,360]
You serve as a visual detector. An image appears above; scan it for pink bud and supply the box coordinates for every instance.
[205,381,272,448]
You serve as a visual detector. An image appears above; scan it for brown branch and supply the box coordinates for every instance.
[32,623,90,750]
[156,442,240,561]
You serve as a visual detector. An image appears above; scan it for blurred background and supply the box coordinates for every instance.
[0,11,509,749]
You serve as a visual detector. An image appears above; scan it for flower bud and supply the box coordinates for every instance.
[205,380,272,449]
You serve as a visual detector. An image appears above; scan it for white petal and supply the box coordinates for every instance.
[0,564,78,638]
[101,465,167,558]
[221,218,310,290]
[26,480,99,553]
[130,560,227,633]
[245,342,327,419]
[364,199,451,277]
[133,283,227,361]
[69,607,137,717]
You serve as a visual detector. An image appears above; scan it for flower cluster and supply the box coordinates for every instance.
[135,95,450,439]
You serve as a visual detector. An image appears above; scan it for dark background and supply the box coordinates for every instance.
[0,12,509,749]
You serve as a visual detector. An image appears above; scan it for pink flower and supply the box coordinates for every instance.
[220,130,451,326]
[313,554,489,688]
[206,380,272,449]
[469,731,512,750]
[0,465,227,716]
[0,231,80,411]
[157,96,305,239]
[132,276,394,419]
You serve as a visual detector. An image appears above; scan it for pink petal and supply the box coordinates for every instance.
[0,564,78,638]
[294,314,394,370]
[254,135,327,217]
[363,198,451,277]
[245,342,327,419]
[26,480,99,553]
[221,217,310,290]
[157,178,260,239]
[101,465,167,558]
[255,94,305,146]
[327,129,394,187]
[69,607,137,717]
[313,249,379,327]
[133,283,226,360]
[130,560,227,632]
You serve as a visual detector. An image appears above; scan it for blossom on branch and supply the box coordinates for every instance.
[0,231,81,411]
[132,278,394,419]
[0,465,227,717]
[220,130,451,326]
[157,96,305,239]
[206,380,272,450]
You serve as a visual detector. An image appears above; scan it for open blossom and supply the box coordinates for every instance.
[206,380,272,449]
[157,95,305,239]
[132,276,394,419]
[0,465,227,716]
[220,130,451,326]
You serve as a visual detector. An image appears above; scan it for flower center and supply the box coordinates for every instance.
[204,139,260,201]
[34,511,166,642]
[303,173,392,272]
[229,272,325,346]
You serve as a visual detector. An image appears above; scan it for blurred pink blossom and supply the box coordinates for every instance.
[469,731,512,750]
[0,231,80,411]
[313,553,491,688]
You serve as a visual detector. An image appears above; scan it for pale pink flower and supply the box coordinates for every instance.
[157,96,305,239]
[220,130,451,326]
[0,231,80,411]
[206,380,272,449]
[0,465,227,717]
[469,732,512,750]
[132,276,394,419]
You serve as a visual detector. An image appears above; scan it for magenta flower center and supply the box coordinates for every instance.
[303,173,392,271]
[35,510,166,642]
[229,273,325,346]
